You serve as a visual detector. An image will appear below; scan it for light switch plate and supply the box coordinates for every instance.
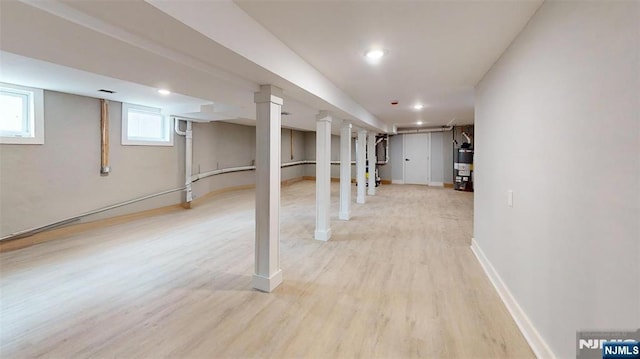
[507,190,514,207]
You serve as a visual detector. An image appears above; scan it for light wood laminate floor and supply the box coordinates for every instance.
[0,181,534,358]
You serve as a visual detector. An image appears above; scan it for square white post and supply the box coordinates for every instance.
[356,129,367,204]
[315,111,332,241]
[339,121,352,220]
[367,131,377,196]
[253,85,283,292]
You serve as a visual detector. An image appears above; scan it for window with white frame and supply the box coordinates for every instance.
[0,82,44,144]
[121,103,173,146]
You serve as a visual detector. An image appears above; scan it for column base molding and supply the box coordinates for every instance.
[314,228,332,241]
[252,270,283,293]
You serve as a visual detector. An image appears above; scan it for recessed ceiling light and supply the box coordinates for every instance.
[365,49,385,60]
[413,104,424,110]
[416,121,423,125]
[158,89,171,95]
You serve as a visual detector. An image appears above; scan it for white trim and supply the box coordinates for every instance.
[429,181,444,187]
[121,102,174,146]
[0,82,44,145]
[338,211,351,221]
[252,269,283,293]
[391,179,404,184]
[314,228,331,241]
[470,238,557,359]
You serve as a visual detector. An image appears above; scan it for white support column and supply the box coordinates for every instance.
[339,121,352,220]
[253,85,283,292]
[367,131,377,196]
[315,111,332,241]
[356,129,367,204]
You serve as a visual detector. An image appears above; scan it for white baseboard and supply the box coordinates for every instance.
[429,181,444,187]
[391,179,404,184]
[470,238,556,359]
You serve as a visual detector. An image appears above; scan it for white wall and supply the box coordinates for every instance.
[0,90,307,237]
[281,128,306,180]
[389,135,404,182]
[303,131,315,177]
[474,2,639,358]
[189,121,256,198]
[430,132,444,184]
[303,132,357,179]
[0,91,184,237]
[442,130,454,184]
[191,125,305,196]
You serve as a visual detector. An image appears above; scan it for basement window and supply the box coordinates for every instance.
[0,82,44,145]
[121,103,173,146]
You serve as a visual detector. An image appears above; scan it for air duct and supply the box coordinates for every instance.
[396,126,453,134]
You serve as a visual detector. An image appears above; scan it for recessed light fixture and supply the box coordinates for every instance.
[413,104,424,110]
[158,89,171,95]
[365,49,385,60]
[416,121,423,125]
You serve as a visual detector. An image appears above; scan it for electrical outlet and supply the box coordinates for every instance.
[507,190,514,207]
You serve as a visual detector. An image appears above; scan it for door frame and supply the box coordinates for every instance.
[402,133,431,185]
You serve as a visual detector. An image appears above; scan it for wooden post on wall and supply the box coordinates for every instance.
[100,99,110,176]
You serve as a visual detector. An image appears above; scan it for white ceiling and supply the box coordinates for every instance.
[0,50,318,131]
[0,0,321,132]
[0,52,211,115]
[0,0,541,133]
[236,0,542,128]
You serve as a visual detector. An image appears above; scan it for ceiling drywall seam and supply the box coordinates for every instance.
[146,0,388,133]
